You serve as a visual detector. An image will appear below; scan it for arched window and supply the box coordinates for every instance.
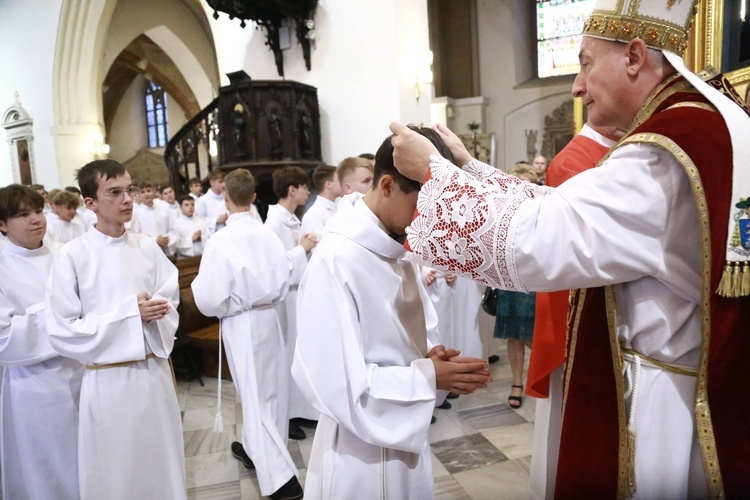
[145,82,169,147]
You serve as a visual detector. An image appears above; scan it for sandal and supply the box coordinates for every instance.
[508,384,524,409]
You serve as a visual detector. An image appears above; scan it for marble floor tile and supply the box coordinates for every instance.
[185,450,241,489]
[429,408,480,443]
[457,403,528,432]
[239,478,262,499]
[449,388,502,411]
[432,451,451,478]
[434,474,472,500]
[184,425,238,457]
[512,456,532,475]
[183,405,237,432]
[453,460,531,500]
[187,480,241,500]
[431,433,507,475]
[482,422,534,460]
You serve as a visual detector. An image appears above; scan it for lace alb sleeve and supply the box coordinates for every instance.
[406,155,551,290]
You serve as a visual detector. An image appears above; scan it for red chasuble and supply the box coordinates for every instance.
[556,75,750,498]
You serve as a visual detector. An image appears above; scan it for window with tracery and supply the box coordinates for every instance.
[145,82,169,148]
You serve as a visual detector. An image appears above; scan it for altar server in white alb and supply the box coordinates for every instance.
[292,127,492,499]
[0,185,84,500]
[334,156,374,213]
[45,190,89,244]
[174,195,209,258]
[300,164,342,241]
[134,180,178,256]
[264,166,318,439]
[196,169,230,232]
[45,160,186,500]
[191,169,303,500]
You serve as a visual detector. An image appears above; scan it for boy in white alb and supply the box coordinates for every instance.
[0,185,84,499]
[45,160,186,500]
[46,190,89,244]
[264,166,318,439]
[134,181,178,256]
[188,176,203,200]
[195,169,230,232]
[334,156,374,213]
[191,169,303,500]
[292,128,492,499]
[300,164,342,241]
[155,184,181,221]
[174,195,209,258]
[66,186,98,227]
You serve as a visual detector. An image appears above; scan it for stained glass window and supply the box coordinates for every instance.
[145,82,169,148]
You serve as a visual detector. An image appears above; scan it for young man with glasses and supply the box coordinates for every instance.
[45,159,187,499]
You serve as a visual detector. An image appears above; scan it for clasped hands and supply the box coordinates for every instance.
[428,344,491,395]
[137,292,170,322]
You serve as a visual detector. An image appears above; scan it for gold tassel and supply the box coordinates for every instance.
[742,262,750,297]
[731,262,742,297]
[625,428,637,498]
[717,262,735,297]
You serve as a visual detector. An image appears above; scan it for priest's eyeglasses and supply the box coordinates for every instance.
[95,186,139,200]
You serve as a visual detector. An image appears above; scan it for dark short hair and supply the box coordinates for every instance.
[189,177,202,186]
[311,164,337,192]
[76,160,127,198]
[0,184,45,234]
[374,125,454,194]
[225,169,256,206]
[358,153,375,160]
[177,195,194,205]
[159,184,173,194]
[138,181,154,190]
[64,186,82,195]
[272,166,308,199]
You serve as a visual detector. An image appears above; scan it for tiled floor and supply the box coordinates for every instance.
[179,339,534,499]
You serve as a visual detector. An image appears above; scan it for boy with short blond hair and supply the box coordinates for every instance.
[47,190,88,243]
[336,156,374,212]
[0,184,84,499]
[134,180,178,256]
[196,169,230,232]
[192,168,302,500]
[45,159,186,499]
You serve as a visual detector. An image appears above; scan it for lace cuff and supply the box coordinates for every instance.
[406,155,550,290]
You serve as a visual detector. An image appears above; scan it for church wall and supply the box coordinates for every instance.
[476,0,574,170]
[0,0,64,188]
[203,0,431,164]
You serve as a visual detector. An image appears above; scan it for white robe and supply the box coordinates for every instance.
[264,204,317,420]
[0,240,83,500]
[300,195,337,241]
[421,266,454,347]
[134,202,178,256]
[293,201,444,500]
[45,228,186,500]
[407,151,707,497]
[174,213,209,258]
[191,212,298,496]
[45,213,88,244]
[449,276,484,359]
[195,189,229,232]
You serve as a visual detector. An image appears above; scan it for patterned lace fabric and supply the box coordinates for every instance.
[406,155,552,291]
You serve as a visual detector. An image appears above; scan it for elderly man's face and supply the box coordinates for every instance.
[572,37,632,130]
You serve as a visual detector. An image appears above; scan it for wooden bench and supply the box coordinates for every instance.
[175,256,232,380]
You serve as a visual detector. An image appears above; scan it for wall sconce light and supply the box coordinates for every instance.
[85,132,110,160]
[415,51,434,103]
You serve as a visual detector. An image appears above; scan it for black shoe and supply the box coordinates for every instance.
[437,400,452,410]
[288,421,306,440]
[270,475,304,500]
[488,354,500,364]
[447,392,459,399]
[230,441,255,469]
[290,417,318,429]
[430,415,437,424]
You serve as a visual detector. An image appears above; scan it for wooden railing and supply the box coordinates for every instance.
[164,98,220,195]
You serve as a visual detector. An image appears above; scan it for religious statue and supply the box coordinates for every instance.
[268,107,283,160]
[297,100,313,158]
[525,129,538,163]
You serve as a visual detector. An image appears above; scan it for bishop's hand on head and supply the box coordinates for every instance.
[389,122,438,182]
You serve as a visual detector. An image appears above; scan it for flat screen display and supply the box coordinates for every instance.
[536,0,596,78]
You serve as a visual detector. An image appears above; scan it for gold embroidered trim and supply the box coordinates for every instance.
[629,74,696,132]
[560,288,586,425]
[604,286,631,499]
[583,13,690,55]
[616,132,724,498]
[665,102,717,113]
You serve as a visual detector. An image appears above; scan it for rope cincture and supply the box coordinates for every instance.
[716,261,750,298]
